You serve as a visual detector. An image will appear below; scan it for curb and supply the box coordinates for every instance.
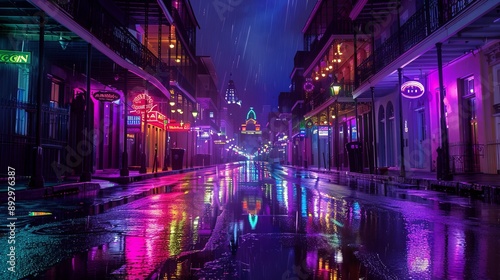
[0,182,101,201]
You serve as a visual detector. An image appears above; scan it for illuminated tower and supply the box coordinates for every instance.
[224,73,241,106]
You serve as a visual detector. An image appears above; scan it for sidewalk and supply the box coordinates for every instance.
[92,165,209,184]
[293,165,500,204]
[0,165,211,201]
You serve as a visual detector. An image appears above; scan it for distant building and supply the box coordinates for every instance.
[241,107,262,135]
[224,74,242,106]
[239,107,262,155]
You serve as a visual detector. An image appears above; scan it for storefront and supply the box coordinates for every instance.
[127,92,167,171]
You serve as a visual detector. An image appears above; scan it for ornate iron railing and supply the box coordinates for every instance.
[48,0,166,73]
[0,99,69,179]
[305,19,353,68]
[449,142,484,173]
[169,66,195,97]
[358,0,478,84]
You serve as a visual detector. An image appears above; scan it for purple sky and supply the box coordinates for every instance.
[191,0,316,116]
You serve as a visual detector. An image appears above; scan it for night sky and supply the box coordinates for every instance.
[191,0,316,120]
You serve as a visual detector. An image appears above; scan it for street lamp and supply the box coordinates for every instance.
[331,81,341,96]
[191,109,198,168]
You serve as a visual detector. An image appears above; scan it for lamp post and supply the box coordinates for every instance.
[191,108,198,168]
[330,78,341,171]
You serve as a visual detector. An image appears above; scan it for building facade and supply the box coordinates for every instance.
[286,0,500,177]
[0,0,208,186]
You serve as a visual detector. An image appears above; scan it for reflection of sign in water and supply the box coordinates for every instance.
[248,214,258,230]
[401,81,425,99]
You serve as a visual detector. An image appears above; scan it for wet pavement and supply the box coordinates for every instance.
[1,161,500,279]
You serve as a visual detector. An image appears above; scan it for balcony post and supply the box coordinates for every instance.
[29,14,45,189]
[371,87,378,174]
[436,42,452,180]
[120,71,129,176]
[80,43,93,182]
[398,68,406,178]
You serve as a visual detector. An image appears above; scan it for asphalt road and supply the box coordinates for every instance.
[1,161,499,279]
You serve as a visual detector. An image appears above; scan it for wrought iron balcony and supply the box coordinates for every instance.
[47,0,166,73]
[169,66,195,96]
[304,19,353,68]
[169,8,196,54]
[357,0,478,84]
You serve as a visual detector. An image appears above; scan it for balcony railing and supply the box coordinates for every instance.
[304,82,354,112]
[305,19,353,68]
[358,0,478,84]
[48,0,166,73]
[169,66,195,96]
[169,8,196,54]
[0,99,69,179]
[449,142,484,173]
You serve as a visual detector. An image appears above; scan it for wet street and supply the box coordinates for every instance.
[2,161,500,279]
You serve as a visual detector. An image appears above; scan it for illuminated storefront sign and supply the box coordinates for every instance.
[129,110,167,128]
[127,115,141,126]
[318,126,329,137]
[401,80,425,99]
[131,92,154,112]
[167,122,190,132]
[0,50,31,64]
[200,131,210,138]
[93,91,120,102]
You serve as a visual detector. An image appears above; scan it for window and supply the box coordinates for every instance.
[49,79,62,139]
[210,111,214,118]
[15,66,29,135]
[50,80,60,108]
[464,77,475,96]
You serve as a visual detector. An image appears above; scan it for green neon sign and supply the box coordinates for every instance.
[0,50,31,64]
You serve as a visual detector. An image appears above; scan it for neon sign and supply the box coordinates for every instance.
[93,91,120,102]
[401,81,425,99]
[318,126,329,137]
[131,93,154,111]
[0,50,31,64]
